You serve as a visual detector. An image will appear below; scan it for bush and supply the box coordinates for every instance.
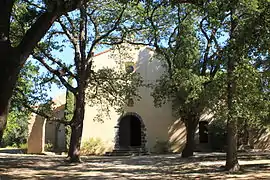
[45,142,54,152]
[19,143,28,150]
[208,119,227,152]
[152,140,170,154]
[80,138,106,156]
[2,111,28,148]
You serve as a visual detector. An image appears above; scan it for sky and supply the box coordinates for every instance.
[35,37,108,100]
[33,43,74,99]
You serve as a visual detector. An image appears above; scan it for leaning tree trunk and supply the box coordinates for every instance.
[0,0,61,142]
[68,87,86,163]
[0,1,16,145]
[0,55,21,146]
[182,115,199,158]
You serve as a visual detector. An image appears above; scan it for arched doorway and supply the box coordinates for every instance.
[114,112,146,150]
[119,115,142,147]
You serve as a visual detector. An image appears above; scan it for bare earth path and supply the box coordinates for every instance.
[0,152,270,179]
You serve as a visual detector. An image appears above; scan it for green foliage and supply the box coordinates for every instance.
[10,1,45,47]
[19,143,28,150]
[2,111,28,147]
[208,119,227,152]
[80,138,107,155]
[86,67,143,122]
[130,2,224,122]
[64,77,74,150]
[152,140,170,154]
[45,142,54,152]
[3,60,51,148]
[145,0,270,127]
[65,126,71,151]
[33,0,143,124]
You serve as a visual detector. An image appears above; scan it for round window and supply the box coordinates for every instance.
[125,65,134,73]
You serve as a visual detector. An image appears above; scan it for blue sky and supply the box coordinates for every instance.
[33,44,74,99]
[34,37,108,99]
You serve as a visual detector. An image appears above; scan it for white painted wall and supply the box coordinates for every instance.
[82,46,176,151]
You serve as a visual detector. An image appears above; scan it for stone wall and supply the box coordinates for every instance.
[27,114,46,154]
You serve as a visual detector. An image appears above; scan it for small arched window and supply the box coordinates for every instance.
[125,62,135,74]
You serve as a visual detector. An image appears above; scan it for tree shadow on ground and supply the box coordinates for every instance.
[0,152,269,180]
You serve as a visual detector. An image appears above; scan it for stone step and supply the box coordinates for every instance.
[196,143,212,152]
[105,149,149,156]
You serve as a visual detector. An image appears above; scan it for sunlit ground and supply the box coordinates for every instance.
[0,151,269,179]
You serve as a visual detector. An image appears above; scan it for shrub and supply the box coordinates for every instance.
[152,140,170,154]
[2,111,28,148]
[208,119,227,152]
[80,138,106,156]
[45,142,54,152]
[19,143,28,150]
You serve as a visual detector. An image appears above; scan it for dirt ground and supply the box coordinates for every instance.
[0,151,270,180]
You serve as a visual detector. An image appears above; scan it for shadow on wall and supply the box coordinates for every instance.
[131,47,172,151]
[168,120,186,153]
[253,128,270,149]
[136,47,165,82]
[136,47,186,153]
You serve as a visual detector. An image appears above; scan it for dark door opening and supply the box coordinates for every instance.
[119,115,141,148]
[199,121,208,143]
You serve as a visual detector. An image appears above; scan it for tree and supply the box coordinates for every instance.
[222,0,269,171]
[32,1,142,162]
[122,0,269,166]
[2,60,52,147]
[64,77,75,151]
[122,0,226,157]
[0,0,85,143]
[202,0,270,171]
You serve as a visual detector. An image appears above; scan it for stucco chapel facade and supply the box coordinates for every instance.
[27,46,214,154]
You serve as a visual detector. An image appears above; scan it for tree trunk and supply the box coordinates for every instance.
[0,101,10,147]
[0,3,60,142]
[242,119,249,146]
[248,127,255,149]
[226,118,240,171]
[0,1,83,145]
[0,55,21,145]
[182,115,199,158]
[0,1,15,145]
[225,34,240,171]
[68,88,86,163]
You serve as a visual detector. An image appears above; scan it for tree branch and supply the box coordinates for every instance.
[37,46,77,80]
[57,17,81,72]
[24,102,70,126]
[24,0,46,10]
[57,18,78,49]
[33,55,77,94]
[148,2,172,76]
[79,6,87,72]
[17,11,59,65]
[87,9,98,41]
[0,0,14,44]
[15,87,70,126]
[86,4,127,62]
[63,13,76,33]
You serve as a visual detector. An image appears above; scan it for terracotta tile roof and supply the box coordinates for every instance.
[93,49,111,57]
